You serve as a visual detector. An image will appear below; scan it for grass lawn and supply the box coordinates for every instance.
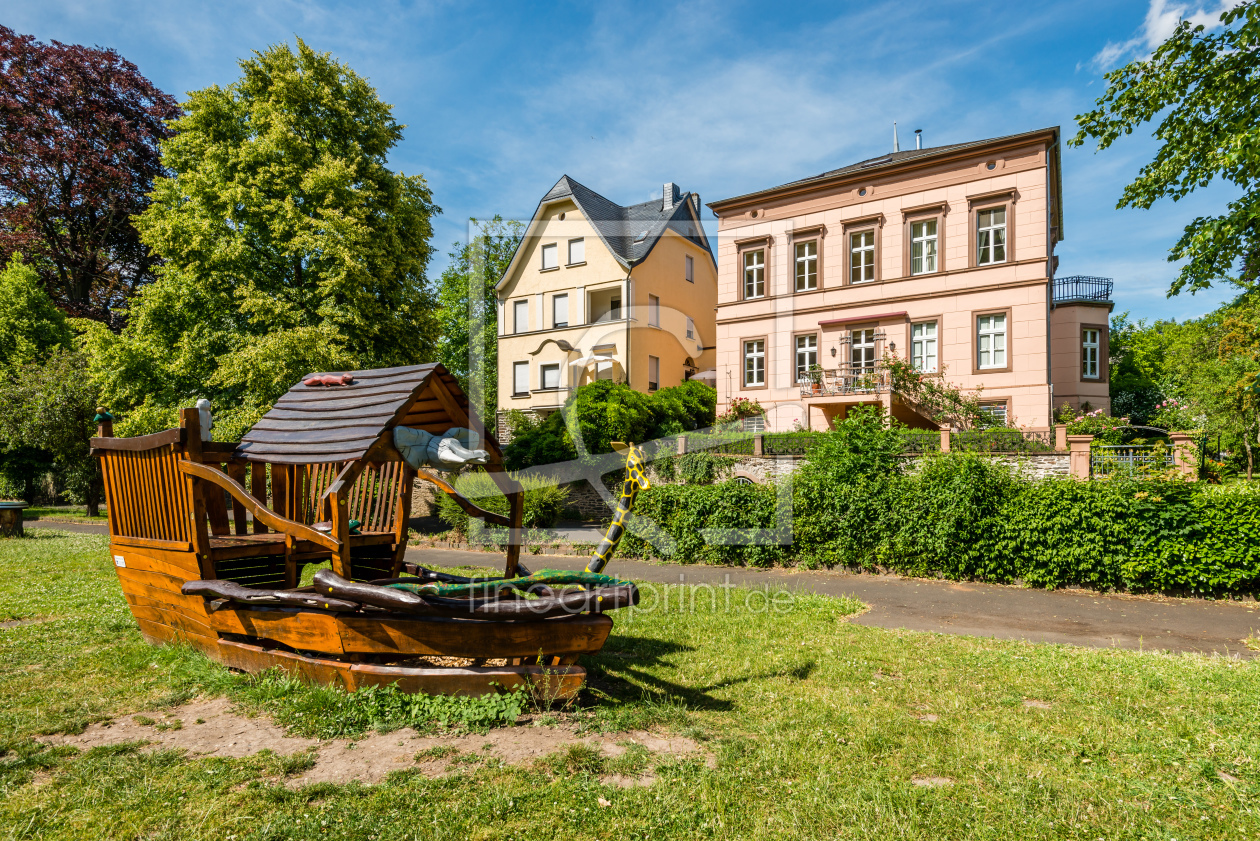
[1,530,1257,839]
[20,505,108,523]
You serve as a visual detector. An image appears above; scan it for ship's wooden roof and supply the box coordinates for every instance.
[235,363,474,464]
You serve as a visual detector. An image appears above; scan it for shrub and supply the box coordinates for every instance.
[436,470,570,533]
[620,480,787,567]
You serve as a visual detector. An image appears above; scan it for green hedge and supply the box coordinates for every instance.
[619,452,1260,596]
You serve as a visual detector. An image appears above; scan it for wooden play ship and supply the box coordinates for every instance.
[91,363,639,699]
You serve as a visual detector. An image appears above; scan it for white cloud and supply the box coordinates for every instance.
[1090,0,1240,71]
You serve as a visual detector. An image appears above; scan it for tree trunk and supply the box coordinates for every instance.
[1247,439,1254,482]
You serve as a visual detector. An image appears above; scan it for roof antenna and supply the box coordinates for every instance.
[915,129,922,150]
[893,121,899,153]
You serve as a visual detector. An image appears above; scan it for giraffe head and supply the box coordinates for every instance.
[613,441,651,492]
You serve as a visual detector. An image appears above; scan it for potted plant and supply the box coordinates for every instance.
[807,363,824,395]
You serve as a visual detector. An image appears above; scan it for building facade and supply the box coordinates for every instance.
[707,127,1112,433]
[496,176,718,432]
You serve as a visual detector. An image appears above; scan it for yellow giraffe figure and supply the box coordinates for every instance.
[585,442,650,575]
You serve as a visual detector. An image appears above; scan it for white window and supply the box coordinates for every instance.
[795,334,818,383]
[567,238,584,265]
[1083,328,1100,378]
[540,363,560,390]
[910,219,938,275]
[743,249,765,299]
[742,415,765,433]
[513,299,528,334]
[649,294,660,327]
[686,317,695,340]
[743,340,765,386]
[648,355,659,392]
[795,241,817,291]
[552,294,568,328]
[851,328,876,371]
[977,208,1006,265]
[977,313,1007,369]
[685,254,694,283]
[541,243,558,270]
[911,321,938,373]
[850,230,875,283]
[512,361,529,396]
[980,402,1008,425]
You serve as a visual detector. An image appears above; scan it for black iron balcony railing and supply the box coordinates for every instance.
[1053,275,1114,304]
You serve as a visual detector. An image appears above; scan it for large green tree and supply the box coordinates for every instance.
[0,254,71,375]
[1072,2,1260,295]
[435,216,522,414]
[91,39,439,439]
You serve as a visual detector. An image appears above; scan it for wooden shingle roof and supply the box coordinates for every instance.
[236,363,473,464]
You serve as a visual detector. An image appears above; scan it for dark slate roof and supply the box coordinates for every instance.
[710,127,1060,209]
[538,175,713,267]
[237,363,447,464]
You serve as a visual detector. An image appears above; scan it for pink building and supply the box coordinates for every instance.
[707,127,1113,433]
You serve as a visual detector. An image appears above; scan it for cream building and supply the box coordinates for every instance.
[707,127,1113,433]
[496,176,718,433]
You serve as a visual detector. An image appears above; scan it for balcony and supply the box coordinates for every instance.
[799,362,891,398]
[1053,275,1113,305]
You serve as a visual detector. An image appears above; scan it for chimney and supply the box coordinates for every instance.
[690,193,700,213]
[663,182,679,211]
[915,129,922,150]
[893,121,899,153]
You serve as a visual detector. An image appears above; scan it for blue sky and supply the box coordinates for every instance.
[7,0,1245,322]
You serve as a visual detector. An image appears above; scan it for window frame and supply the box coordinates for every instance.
[793,332,819,384]
[789,226,823,293]
[741,336,768,389]
[539,362,561,391]
[540,242,559,271]
[978,398,1012,427]
[1081,323,1108,382]
[741,246,766,300]
[648,294,660,327]
[793,239,818,292]
[513,299,529,334]
[972,307,1013,374]
[567,238,585,266]
[551,293,568,329]
[647,355,660,392]
[685,316,695,340]
[967,190,1017,268]
[850,325,878,372]
[685,254,694,283]
[901,203,946,278]
[841,214,883,285]
[975,207,1008,267]
[910,318,940,374]
[512,361,530,397]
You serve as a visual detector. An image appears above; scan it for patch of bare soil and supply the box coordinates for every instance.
[1022,699,1053,709]
[911,775,954,787]
[41,699,713,787]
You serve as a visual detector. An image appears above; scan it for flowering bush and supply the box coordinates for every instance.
[1064,408,1130,445]
[1149,398,1204,433]
[883,354,994,428]
[716,396,765,427]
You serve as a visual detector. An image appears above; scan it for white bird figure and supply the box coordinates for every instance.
[195,398,213,442]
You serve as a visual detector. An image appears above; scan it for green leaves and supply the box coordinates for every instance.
[95,39,440,438]
[1071,2,1260,295]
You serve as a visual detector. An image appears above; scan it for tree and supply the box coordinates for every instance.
[0,349,103,514]
[93,39,439,439]
[0,27,179,326]
[1071,2,1260,296]
[435,216,523,413]
[0,254,71,375]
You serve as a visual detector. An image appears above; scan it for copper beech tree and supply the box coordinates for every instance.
[0,27,180,327]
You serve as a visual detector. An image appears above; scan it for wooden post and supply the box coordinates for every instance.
[390,465,415,577]
[503,489,524,579]
[1169,432,1199,481]
[1067,434,1094,480]
[180,408,215,580]
[329,486,352,579]
[940,425,951,453]
[95,406,114,439]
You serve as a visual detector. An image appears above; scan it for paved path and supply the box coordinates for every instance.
[30,520,1260,658]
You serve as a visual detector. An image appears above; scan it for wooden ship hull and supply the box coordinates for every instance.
[93,364,628,700]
